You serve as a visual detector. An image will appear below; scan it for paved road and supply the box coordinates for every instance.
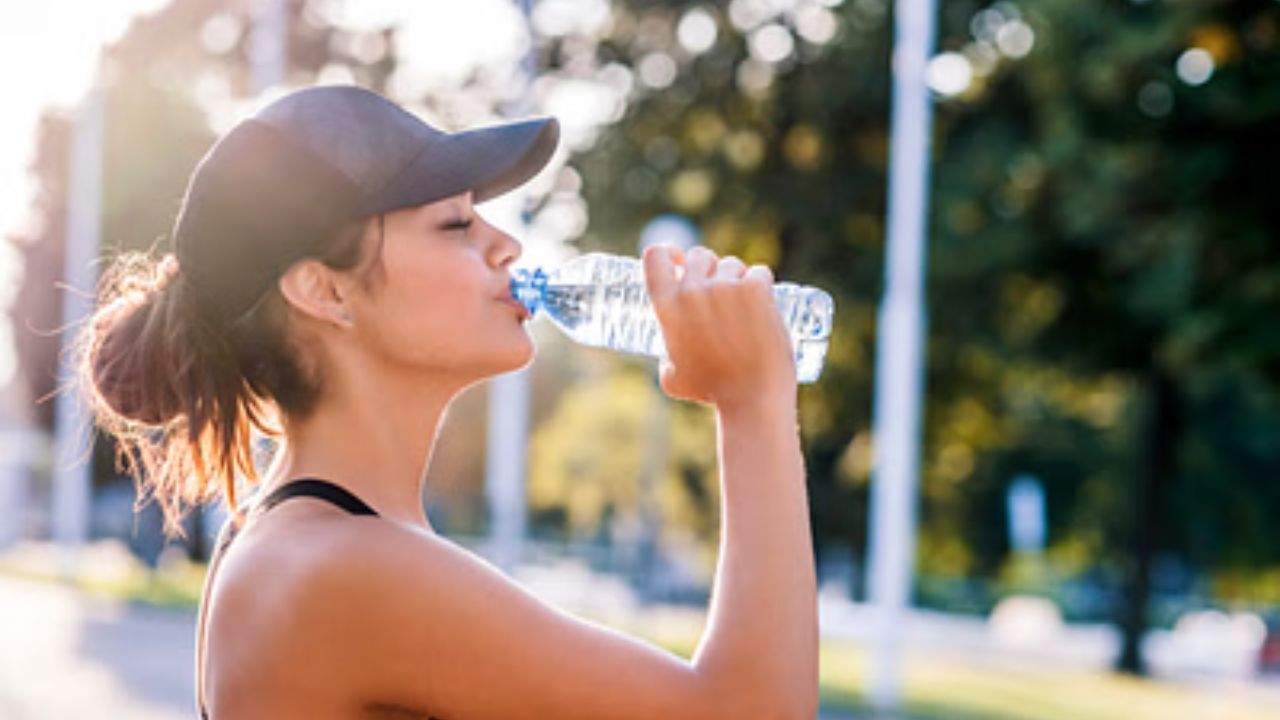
[0,575,195,719]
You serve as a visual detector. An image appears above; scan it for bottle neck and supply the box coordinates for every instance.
[510,267,548,315]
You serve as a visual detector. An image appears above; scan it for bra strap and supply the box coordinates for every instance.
[257,478,380,517]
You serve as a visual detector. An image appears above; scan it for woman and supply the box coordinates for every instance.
[80,85,816,719]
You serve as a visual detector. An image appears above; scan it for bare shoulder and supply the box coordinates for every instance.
[202,503,396,715]
[212,508,735,720]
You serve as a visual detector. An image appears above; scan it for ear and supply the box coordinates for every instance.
[277,260,354,329]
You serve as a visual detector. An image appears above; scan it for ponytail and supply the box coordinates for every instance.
[78,218,378,536]
[77,252,272,536]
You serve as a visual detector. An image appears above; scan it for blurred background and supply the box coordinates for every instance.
[0,0,1278,718]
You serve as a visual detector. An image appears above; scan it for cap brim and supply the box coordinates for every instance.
[369,116,560,214]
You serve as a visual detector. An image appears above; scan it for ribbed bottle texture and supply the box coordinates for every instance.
[510,252,834,383]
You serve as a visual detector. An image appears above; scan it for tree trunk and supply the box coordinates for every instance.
[1115,370,1180,675]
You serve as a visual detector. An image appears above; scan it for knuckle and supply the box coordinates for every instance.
[688,246,715,261]
[707,280,738,300]
[745,271,772,293]
[718,258,747,277]
[747,278,775,306]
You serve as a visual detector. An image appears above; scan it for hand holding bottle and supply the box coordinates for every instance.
[510,248,833,383]
[642,244,798,413]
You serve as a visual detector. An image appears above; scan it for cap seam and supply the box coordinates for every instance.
[247,118,366,194]
[365,132,443,213]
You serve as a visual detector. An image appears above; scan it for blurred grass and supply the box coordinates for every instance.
[684,634,1274,720]
[599,605,1277,720]
[1,543,1275,720]
[0,541,205,609]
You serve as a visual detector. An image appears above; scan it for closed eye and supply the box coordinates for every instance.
[442,218,473,232]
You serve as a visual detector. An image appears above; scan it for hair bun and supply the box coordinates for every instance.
[85,253,187,426]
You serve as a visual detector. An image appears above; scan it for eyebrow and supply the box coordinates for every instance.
[434,199,472,217]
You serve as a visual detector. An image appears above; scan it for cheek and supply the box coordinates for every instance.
[381,265,482,351]
[385,238,477,311]
[358,246,519,370]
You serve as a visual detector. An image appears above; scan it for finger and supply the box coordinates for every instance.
[683,246,717,284]
[744,263,775,288]
[714,256,748,281]
[658,359,692,402]
[643,245,680,305]
[657,358,676,393]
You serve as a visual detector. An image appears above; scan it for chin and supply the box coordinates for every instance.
[483,336,536,378]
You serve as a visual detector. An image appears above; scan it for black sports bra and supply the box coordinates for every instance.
[198,478,441,719]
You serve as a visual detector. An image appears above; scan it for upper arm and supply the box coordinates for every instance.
[291,523,736,720]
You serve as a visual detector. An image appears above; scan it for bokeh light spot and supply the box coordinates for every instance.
[927,52,974,97]
[749,24,796,64]
[668,169,716,212]
[795,5,839,45]
[637,53,678,89]
[996,20,1035,59]
[1176,48,1215,85]
[736,58,775,95]
[200,14,242,55]
[784,125,824,171]
[1137,81,1174,117]
[723,130,765,171]
[677,7,718,54]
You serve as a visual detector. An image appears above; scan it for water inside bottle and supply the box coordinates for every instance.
[510,258,833,383]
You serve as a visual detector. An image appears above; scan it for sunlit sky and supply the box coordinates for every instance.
[0,2,167,243]
[0,0,172,397]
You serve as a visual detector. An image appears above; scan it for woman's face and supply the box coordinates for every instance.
[342,191,533,384]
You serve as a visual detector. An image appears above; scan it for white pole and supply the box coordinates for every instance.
[484,0,538,574]
[52,83,105,578]
[485,368,530,572]
[866,0,938,709]
[249,0,287,95]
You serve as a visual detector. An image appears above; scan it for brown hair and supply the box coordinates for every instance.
[76,217,385,537]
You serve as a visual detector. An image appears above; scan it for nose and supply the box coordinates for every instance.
[488,225,522,270]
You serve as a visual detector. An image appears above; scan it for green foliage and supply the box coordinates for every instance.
[578,0,1280,618]
[528,364,719,544]
[932,0,1280,575]
[573,0,893,579]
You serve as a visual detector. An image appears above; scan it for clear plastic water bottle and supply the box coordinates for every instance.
[509,252,835,383]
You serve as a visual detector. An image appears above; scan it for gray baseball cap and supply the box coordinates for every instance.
[172,85,559,323]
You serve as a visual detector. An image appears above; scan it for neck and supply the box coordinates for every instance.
[262,364,472,528]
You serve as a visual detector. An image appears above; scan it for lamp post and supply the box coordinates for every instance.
[249,0,287,95]
[866,0,939,709]
[51,80,104,579]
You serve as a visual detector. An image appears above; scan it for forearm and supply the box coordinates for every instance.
[692,397,818,717]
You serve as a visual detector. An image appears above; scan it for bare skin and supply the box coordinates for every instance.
[196,192,817,719]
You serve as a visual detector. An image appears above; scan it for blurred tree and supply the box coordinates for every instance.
[569,0,893,584]
[930,0,1280,673]
[6,0,398,554]
[9,112,72,432]
[575,0,1280,676]
[528,362,718,541]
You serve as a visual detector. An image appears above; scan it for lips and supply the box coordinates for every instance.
[497,295,531,320]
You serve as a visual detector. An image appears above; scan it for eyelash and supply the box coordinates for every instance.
[443,219,473,232]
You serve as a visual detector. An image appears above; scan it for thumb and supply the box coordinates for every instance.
[656,358,687,400]
[643,244,681,307]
